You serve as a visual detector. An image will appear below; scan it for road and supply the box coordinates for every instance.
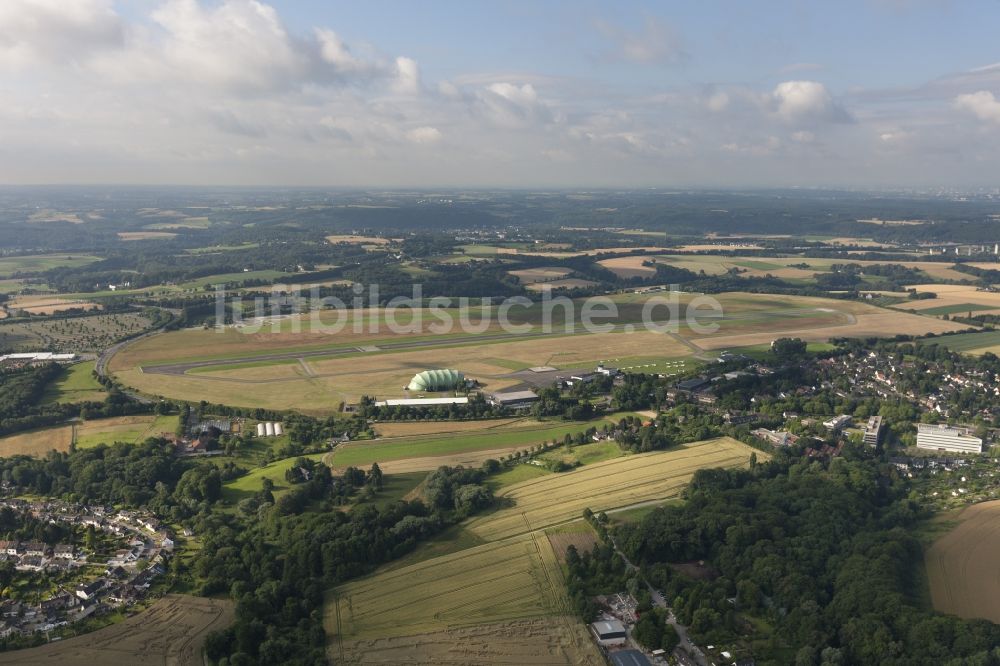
[607,533,709,666]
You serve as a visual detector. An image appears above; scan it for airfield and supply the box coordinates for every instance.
[108,292,965,412]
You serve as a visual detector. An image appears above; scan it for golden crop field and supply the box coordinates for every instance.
[333,616,602,665]
[7,295,102,315]
[508,267,572,283]
[926,500,1000,624]
[466,437,758,541]
[326,437,756,663]
[0,595,235,666]
[329,531,568,640]
[0,425,74,457]
[901,284,1000,315]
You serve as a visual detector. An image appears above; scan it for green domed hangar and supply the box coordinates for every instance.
[406,368,464,392]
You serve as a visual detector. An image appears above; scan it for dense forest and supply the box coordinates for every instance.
[568,453,1000,665]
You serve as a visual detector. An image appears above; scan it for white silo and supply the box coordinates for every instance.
[256,423,266,437]
[273,422,283,436]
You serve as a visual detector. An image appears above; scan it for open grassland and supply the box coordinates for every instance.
[0,254,99,278]
[0,594,234,666]
[331,616,602,665]
[41,361,107,404]
[73,415,178,449]
[0,311,155,353]
[220,453,325,504]
[466,437,759,541]
[328,531,570,639]
[373,418,529,438]
[329,419,615,469]
[926,500,1000,624]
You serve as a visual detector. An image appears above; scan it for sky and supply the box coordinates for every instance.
[3,0,1000,188]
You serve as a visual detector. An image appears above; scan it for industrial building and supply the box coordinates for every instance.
[590,619,627,647]
[406,368,465,392]
[863,416,884,446]
[610,651,652,666]
[488,390,540,410]
[917,424,983,454]
[0,352,76,365]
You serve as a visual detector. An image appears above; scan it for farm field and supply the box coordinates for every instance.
[41,361,107,404]
[526,278,599,291]
[7,295,102,315]
[326,437,754,663]
[546,523,599,562]
[466,437,759,541]
[931,330,1000,355]
[925,500,1000,623]
[331,616,602,665]
[329,531,569,639]
[0,594,235,666]
[326,234,393,246]
[0,310,156,353]
[328,419,618,469]
[900,284,1000,316]
[0,425,74,457]
[73,414,178,449]
[0,254,100,278]
[508,266,573,284]
[117,231,177,240]
[598,253,974,282]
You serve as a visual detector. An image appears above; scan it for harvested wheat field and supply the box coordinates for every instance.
[117,231,177,241]
[466,437,759,541]
[333,616,602,665]
[508,267,572,284]
[0,425,74,456]
[8,295,102,315]
[926,500,1000,624]
[547,526,599,562]
[598,255,658,278]
[326,234,393,246]
[0,595,235,666]
[329,531,568,639]
[526,278,599,291]
[691,310,968,351]
[902,284,1000,315]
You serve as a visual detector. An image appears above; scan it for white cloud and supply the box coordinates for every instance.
[706,90,730,112]
[0,0,123,67]
[406,126,442,144]
[955,90,1000,123]
[393,57,421,95]
[594,16,686,64]
[772,80,851,124]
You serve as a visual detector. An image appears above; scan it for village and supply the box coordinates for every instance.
[0,498,174,638]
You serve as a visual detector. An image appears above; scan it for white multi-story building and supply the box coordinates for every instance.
[916,424,983,454]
